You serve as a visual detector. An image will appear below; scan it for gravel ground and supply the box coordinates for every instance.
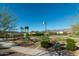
[0,49,27,56]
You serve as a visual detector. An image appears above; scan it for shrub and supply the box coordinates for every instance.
[66,38,76,51]
[66,42,76,51]
[66,38,76,43]
[40,35,50,48]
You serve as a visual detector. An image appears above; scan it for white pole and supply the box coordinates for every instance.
[43,21,47,32]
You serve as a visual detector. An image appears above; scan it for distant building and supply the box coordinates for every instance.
[57,31,63,35]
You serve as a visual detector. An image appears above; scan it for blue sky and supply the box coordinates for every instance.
[0,3,79,31]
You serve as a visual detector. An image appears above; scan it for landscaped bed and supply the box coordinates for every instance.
[0,35,78,56]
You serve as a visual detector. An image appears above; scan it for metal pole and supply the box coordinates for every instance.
[43,20,47,34]
[45,21,47,33]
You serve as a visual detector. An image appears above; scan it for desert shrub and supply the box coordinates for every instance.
[66,42,76,51]
[66,38,76,51]
[66,38,76,43]
[40,35,51,48]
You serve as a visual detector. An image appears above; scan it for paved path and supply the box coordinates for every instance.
[10,46,59,56]
[0,41,15,48]
[10,46,73,56]
[73,50,79,56]
[10,46,47,56]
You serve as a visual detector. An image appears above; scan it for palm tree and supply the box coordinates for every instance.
[24,26,29,33]
[20,27,24,32]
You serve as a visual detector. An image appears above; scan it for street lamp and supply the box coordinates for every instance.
[43,21,47,33]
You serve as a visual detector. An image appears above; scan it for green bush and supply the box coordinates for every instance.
[40,35,50,48]
[66,38,76,51]
[66,42,76,51]
[66,38,76,43]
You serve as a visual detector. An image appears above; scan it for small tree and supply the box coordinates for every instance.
[23,32,29,43]
[0,7,17,40]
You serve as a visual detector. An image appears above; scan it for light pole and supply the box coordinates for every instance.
[43,21,47,33]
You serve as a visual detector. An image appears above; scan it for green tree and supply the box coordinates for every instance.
[0,7,17,40]
[23,26,29,43]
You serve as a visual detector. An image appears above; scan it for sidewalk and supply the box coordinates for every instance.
[73,50,79,56]
[10,46,46,56]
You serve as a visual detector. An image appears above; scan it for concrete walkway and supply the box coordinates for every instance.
[10,46,73,56]
[0,41,15,48]
[10,46,46,56]
[73,50,79,56]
